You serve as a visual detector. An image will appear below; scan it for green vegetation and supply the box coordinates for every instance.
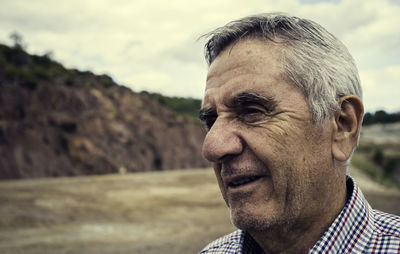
[140,91,202,119]
[363,110,400,125]
[0,43,67,88]
[0,33,116,90]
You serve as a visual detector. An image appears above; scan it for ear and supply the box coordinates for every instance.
[332,95,364,162]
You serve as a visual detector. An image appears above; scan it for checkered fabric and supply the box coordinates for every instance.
[200,177,400,253]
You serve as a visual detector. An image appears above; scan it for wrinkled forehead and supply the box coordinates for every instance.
[203,39,287,107]
[206,39,280,83]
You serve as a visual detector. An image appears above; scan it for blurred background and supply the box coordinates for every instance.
[0,0,399,253]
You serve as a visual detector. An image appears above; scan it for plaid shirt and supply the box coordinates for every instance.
[200,177,400,253]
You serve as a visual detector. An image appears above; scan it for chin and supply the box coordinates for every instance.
[230,206,280,231]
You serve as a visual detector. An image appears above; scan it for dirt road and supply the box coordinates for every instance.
[0,168,399,254]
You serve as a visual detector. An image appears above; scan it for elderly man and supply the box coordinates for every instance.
[199,13,400,254]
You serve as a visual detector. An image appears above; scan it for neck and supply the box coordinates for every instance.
[250,177,348,254]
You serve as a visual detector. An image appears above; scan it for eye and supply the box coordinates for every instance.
[242,107,264,114]
[238,106,267,123]
[199,109,218,131]
[204,116,217,130]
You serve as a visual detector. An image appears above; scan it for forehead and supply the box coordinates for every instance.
[207,38,282,81]
[204,38,293,107]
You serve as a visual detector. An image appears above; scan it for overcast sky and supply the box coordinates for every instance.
[0,0,399,112]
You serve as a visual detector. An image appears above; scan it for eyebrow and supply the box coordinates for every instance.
[199,107,216,121]
[231,92,276,111]
[198,92,276,121]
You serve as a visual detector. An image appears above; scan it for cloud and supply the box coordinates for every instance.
[360,65,400,112]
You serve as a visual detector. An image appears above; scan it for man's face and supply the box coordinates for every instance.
[200,39,336,231]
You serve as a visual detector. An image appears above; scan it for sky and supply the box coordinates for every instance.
[0,0,399,113]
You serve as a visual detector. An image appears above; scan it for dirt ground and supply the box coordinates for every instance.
[0,167,399,254]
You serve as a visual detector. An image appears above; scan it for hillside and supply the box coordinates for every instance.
[0,44,208,179]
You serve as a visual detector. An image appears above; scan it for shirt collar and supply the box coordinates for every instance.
[309,176,375,253]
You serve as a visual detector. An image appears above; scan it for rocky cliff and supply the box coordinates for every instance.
[0,44,208,179]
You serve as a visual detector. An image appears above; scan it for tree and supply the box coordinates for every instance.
[362,110,400,125]
[362,112,374,125]
[9,32,25,49]
[375,110,389,123]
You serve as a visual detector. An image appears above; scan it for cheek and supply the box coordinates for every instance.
[213,163,229,204]
[248,122,304,162]
[246,122,318,191]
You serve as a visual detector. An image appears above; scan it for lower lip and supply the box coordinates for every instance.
[227,176,266,192]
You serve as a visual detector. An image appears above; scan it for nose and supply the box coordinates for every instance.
[202,118,243,162]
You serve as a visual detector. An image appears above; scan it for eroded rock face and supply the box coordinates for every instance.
[0,45,208,179]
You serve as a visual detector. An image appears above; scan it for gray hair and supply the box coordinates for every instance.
[202,13,362,122]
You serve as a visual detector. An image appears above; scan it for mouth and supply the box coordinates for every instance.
[227,175,263,188]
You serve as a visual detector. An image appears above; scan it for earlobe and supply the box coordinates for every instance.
[332,96,364,162]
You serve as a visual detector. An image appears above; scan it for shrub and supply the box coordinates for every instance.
[140,91,201,119]
[383,159,397,176]
[372,148,384,166]
[99,75,114,88]
[32,65,51,80]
